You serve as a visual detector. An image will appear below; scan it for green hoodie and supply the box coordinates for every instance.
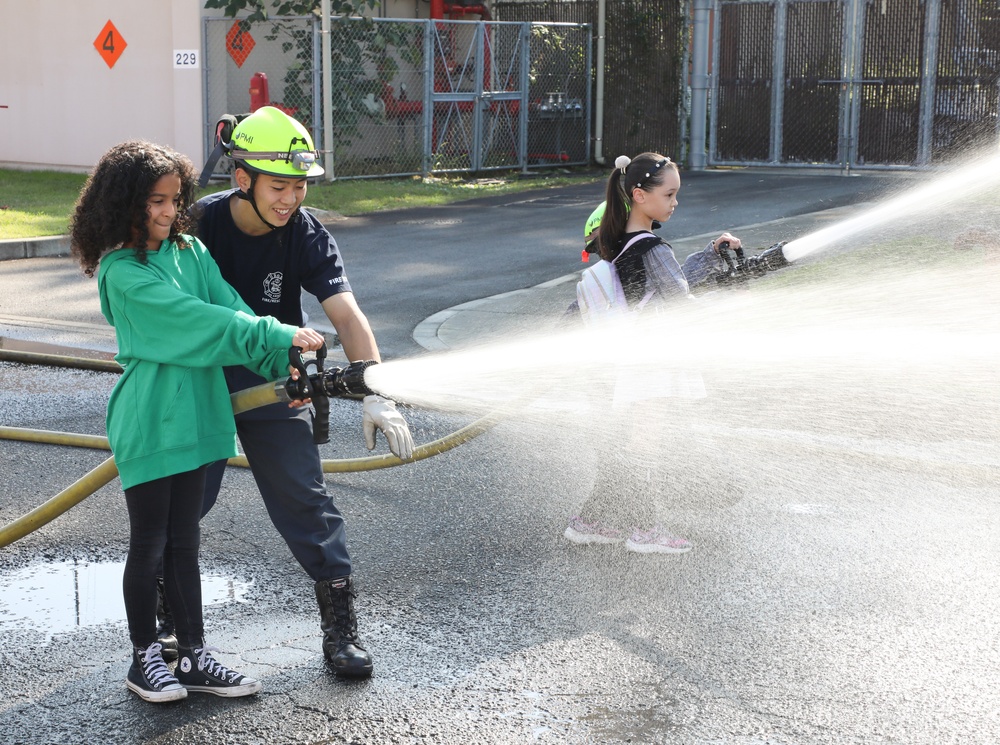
[98,235,297,490]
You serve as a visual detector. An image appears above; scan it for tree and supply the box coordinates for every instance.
[204,0,376,23]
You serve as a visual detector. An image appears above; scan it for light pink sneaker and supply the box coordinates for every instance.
[625,526,693,554]
[563,516,624,545]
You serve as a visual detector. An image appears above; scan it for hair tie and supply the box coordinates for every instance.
[614,155,631,175]
[634,156,672,189]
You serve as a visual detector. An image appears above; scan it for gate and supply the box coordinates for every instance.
[202,16,590,179]
[428,22,528,172]
[711,0,1000,169]
[495,0,689,170]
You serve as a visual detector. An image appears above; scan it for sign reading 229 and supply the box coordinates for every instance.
[173,50,199,69]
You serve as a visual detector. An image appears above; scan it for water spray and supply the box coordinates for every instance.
[781,152,1000,263]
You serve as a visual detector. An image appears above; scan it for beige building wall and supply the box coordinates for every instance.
[0,0,433,173]
[0,0,205,172]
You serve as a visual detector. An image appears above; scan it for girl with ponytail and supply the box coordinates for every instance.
[565,152,744,554]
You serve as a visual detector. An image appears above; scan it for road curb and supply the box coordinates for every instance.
[0,236,71,261]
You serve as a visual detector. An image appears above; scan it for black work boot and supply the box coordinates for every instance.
[155,576,178,662]
[314,576,373,679]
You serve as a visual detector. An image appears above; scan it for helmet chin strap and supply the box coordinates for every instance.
[235,172,295,232]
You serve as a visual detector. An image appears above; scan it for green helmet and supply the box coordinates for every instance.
[229,106,324,178]
[584,201,605,251]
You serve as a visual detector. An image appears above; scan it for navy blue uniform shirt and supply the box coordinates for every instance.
[194,189,353,414]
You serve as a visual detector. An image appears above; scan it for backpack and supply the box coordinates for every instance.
[576,231,657,325]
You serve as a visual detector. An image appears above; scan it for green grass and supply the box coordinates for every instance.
[0,170,90,240]
[0,168,602,240]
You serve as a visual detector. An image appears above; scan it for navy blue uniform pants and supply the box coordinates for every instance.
[202,408,352,581]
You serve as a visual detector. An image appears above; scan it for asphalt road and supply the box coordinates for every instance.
[3,168,999,744]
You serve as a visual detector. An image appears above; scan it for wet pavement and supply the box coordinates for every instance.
[2,169,1000,744]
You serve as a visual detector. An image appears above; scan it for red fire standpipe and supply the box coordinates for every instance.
[249,71,269,112]
[444,4,491,19]
[430,1,492,22]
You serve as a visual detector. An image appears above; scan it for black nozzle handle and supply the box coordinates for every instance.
[716,240,737,271]
[310,343,329,445]
[286,346,316,401]
[286,343,330,445]
[715,240,750,285]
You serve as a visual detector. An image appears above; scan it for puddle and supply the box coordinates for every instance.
[0,561,252,633]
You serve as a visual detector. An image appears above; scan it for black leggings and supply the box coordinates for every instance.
[123,467,206,649]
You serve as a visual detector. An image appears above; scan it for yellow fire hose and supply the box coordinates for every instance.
[0,357,504,547]
[0,348,122,373]
[0,456,120,549]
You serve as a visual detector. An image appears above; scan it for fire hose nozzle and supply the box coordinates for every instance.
[284,356,379,401]
[715,240,789,285]
[284,347,379,445]
[744,241,789,274]
[321,359,378,398]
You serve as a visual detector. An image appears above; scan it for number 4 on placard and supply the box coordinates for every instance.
[93,20,127,68]
[173,50,199,69]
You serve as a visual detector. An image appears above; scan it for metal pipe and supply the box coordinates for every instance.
[321,0,334,180]
[593,0,606,164]
[917,0,942,166]
[689,0,712,170]
[770,0,788,165]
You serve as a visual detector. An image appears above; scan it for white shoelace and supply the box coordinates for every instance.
[194,646,241,683]
[139,642,177,688]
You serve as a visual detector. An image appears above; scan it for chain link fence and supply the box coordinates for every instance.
[203,15,590,180]
[203,16,318,151]
[495,0,688,164]
[711,0,1000,169]
[204,2,1000,177]
[932,0,1000,161]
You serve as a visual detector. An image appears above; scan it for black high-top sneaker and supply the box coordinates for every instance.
[126,642,187,703]
[174,645,262,697]
[315,576,374,678]
[155,576,178,661]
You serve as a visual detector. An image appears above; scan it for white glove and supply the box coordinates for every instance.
[362,395,414,460]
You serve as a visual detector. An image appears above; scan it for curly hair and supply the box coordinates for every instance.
[70,140,198,277]
[598,152,678,262]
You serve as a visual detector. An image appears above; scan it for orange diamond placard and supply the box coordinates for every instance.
[226,21,255,68]
[94,20,127,69]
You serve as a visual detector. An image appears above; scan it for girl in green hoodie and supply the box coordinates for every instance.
[70,141,325,704]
